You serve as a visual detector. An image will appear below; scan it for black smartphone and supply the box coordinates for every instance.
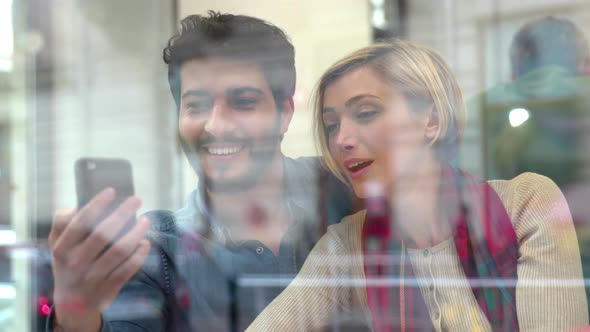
[75,158,135,230]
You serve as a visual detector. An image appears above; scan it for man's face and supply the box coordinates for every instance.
[178,57,293,192]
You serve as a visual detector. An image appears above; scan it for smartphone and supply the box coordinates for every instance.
[75,158,135,231]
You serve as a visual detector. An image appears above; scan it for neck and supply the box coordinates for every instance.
[387,151,441,199]
[388,153,451,249]
[206,153,287,229]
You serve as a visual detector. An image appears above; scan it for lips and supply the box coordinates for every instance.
[343,158,374,179]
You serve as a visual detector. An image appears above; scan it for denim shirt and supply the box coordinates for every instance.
[47,156,352,332]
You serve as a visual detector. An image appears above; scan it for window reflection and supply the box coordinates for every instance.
[1,1,590,331]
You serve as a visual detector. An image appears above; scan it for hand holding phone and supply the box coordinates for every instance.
[48,158,151,331]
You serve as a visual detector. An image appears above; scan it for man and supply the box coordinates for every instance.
[48,12,351,331]
[467,16,590,317]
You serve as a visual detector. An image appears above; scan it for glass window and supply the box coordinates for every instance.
[4,1,590,330]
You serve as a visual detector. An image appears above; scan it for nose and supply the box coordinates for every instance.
[204,102,235,136]
[334,119,357,152]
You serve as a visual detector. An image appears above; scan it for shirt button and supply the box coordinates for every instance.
[423,249,429,257]
[256,247,264,254]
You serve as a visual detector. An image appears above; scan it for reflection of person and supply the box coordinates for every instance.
[477,16,590,187]
[470,16,590,317]
[47,12,350,331]
[248,40,588,331]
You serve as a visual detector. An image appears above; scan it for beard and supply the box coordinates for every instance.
[180,132,283,193]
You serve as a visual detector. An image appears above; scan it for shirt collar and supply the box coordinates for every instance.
[173,156,319,244]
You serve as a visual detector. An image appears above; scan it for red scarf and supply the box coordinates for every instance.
[362,167,519,331]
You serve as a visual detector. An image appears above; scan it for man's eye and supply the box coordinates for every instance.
[231,98,258,110]
[186,101,212,113]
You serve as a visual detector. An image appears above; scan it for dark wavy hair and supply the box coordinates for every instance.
[163,11,296,110]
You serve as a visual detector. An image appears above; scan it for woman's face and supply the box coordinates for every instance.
[322,66,434,199]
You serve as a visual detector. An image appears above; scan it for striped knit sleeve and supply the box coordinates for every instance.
[490,172,589,331]
[246,216,359,331]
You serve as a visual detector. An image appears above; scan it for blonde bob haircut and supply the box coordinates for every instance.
[313,39,467,182]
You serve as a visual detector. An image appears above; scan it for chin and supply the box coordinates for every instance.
[350,182,368,199]
[204,169,265,193]
[205,177,250,193]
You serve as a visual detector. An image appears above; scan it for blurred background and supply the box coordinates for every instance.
[2,0,590,330]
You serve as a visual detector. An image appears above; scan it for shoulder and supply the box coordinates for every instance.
[487,172,576,248]
[325,210,366,251]
[488,172,566,217]
[335,210,367,229]
[488,171,560,194]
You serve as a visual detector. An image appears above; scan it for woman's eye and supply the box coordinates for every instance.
[356,107,381,121]
[325,122,339,135]
[357,108,380,120]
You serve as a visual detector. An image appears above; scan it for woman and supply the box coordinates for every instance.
[247,40,587,331]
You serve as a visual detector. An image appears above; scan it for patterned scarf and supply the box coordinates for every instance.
[361,166,519,331]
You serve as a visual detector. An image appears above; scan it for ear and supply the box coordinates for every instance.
[278,97,295,134]
[424,105,439,142]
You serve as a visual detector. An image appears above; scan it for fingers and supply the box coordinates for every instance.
[105,239,151,293]
[73,197,142,264]
[52,188,117,259]
[49,208,77,247]
[92,239,151,312]
[84,216,151,282]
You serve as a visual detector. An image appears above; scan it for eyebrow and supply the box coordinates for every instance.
[181,87,264,100]
[181,89,209,99]
[228,87,264,97]
[322,94,379,114]
[345,94,379,108]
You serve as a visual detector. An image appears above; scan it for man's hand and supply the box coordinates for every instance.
[48,188,151,332]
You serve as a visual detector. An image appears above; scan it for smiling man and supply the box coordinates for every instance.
[177,57,292,194]
[47,12,351,332]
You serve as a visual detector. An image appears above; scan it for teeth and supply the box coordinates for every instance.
[207,146,242,155]
[349,161,367,169]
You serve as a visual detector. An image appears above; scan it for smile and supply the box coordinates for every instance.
[205,145,244,156]
[343,159,374,179]
[348,160,372,172]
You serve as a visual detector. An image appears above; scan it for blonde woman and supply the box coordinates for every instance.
[247,40,588,331]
